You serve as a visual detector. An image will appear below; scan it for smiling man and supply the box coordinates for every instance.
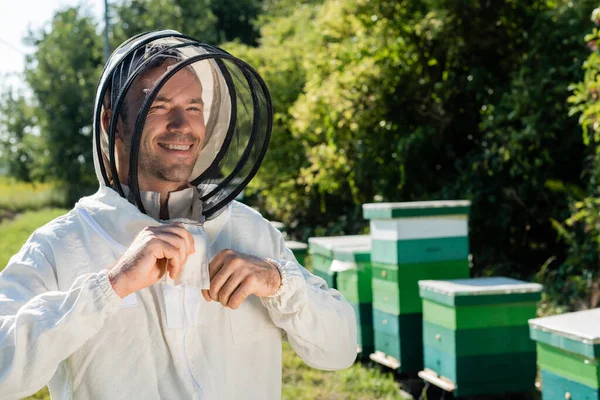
[0,31,357,400]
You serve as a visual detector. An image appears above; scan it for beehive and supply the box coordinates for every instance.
[419,277,542,397]
[308,235,369,289]
[333,240,374,356]
[530,309,600,400]
[363,201,471,373]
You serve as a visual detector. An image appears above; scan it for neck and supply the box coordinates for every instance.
[117,174,190,220]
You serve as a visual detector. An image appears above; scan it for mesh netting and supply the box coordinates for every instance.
[93,31,271,219]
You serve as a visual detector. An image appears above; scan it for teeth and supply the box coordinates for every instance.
[162,144,191,151]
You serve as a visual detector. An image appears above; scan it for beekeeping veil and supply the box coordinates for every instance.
[92,30,272,220]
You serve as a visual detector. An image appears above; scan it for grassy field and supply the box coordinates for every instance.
[0,179,65,219]
[0,209,67,269]
[0,208,408,400]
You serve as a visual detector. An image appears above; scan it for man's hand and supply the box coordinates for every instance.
[202,249,282,309]
[107,224,195,298]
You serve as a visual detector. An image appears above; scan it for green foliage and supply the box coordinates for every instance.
[0,178,66,219]
[547,4,600,311]
[0,89,40,182]
[111,0,262,46]
[238,0,598,288]
[23,7,104,203]
[468,0,596,278]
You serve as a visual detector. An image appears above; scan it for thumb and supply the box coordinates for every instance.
[201,289,212,302]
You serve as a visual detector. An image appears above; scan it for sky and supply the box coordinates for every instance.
[0,0,104,88]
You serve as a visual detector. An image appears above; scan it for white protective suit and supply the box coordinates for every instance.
[0,32,357,400]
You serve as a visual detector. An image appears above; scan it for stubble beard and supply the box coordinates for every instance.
[123,124,196,184]
[140,152,194,183]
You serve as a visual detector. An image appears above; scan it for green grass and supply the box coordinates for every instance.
[0,209,68,271]
[2,208,408,400]
[282,342,409,399]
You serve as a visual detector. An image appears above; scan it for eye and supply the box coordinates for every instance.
[187,106,203,112]
[150,104,167,111]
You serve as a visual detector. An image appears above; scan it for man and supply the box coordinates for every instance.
[0,31,357,400]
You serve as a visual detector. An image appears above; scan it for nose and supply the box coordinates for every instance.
[166,107,192,135]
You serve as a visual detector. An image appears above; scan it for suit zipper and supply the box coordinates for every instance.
[182,285,204,399]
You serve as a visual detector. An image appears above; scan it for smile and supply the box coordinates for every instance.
[158,143,193,151]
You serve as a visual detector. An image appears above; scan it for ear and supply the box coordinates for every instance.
[101,109,125,142]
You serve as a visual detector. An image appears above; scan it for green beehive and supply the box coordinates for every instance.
[363,201,471,266]
[308,235,369,289]
[529,309,600,400]
[363,201,471,373]
[333,240,374,356]
[286,240,308,266]
[418,277,543,397]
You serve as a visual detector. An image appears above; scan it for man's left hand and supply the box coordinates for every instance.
[202,249,282,309]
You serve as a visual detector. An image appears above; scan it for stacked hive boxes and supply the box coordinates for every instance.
[308,235,368,289]
[362,201,471,372]
[418,277,542,397]
[529,309,600,399]
[332,238,374,356]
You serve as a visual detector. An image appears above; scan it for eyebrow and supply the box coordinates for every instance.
[152,95,204,105]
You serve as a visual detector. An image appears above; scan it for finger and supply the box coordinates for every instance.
[209,249,235,280]
[228,281,252,310]
[208,254,225,281]
[217,272,248,308]
[167,224,195,255]
[201,289,211,302]
[154,227,191,257]
[209,261,236,301]
[150,238,184,275]
[153,232,188,271]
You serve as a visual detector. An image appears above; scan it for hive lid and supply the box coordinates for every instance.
[308,235,371,261]
[529,309,600,358]
[286,240,308,251]
[363,200,471,220]
[419,277,543,306]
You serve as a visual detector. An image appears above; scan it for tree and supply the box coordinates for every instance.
[233,0,597,286]
[111,0,263,46]
[22,7,104,201]
[0,90,43,182]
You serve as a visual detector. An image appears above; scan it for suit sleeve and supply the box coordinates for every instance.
[0,239,122,400]
[252,219,358,371]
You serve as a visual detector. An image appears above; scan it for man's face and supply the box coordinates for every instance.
[120,62,206,189]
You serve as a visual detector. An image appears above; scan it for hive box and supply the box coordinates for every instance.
[308,235,370,289]
[333,241,374,356]
[363,201,471,266]
[419,277,542,397]
[363,201,472,373]
[530,309,600,400]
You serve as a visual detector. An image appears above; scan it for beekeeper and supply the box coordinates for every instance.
[0,30,357,400]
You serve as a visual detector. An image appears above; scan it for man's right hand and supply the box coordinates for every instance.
[107,223,195,298]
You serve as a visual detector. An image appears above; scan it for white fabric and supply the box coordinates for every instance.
[0,187,357,400]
